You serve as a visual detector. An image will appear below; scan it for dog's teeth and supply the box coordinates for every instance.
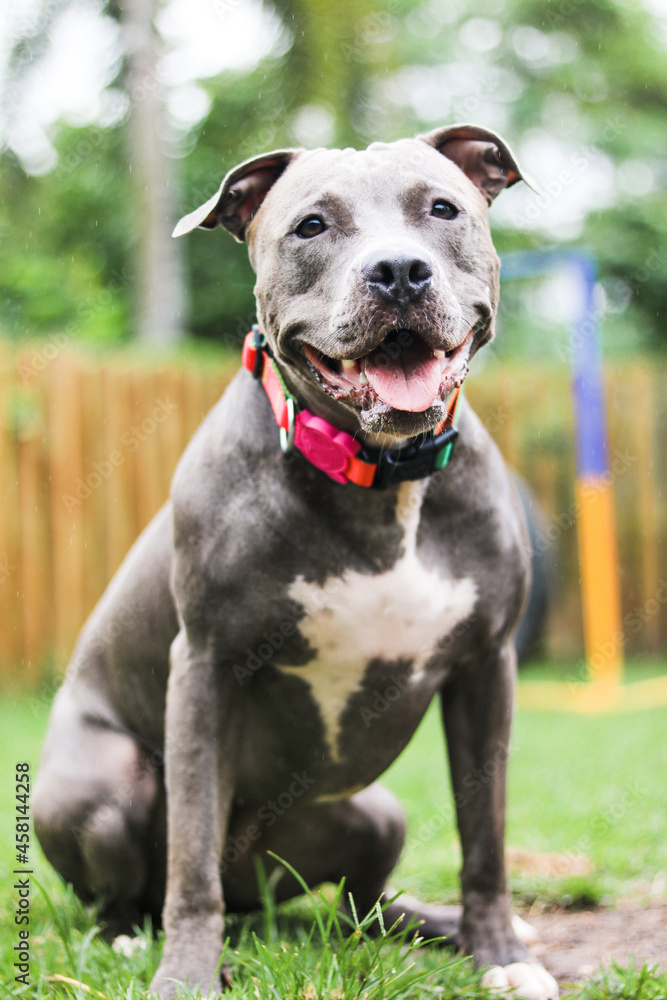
[341,359,357,371]
[359,371,368,385]
[434,349,445,358]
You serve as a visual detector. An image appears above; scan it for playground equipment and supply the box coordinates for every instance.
[500,249,667,712]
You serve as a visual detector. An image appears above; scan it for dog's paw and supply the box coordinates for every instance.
[149,966,227,999]
[149,979,221,1000]
[112,933,148,958]
[482,962,559,1000]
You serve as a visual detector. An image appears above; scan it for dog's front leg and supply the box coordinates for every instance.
[150,630,244,999]
[441,643,519,965]
[441,643,558,999]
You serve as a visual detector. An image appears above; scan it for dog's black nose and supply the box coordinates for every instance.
[361,250,433,303]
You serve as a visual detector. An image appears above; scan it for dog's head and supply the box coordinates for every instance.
[175,125,535,439]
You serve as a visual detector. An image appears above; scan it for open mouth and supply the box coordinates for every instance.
[302,328,472,413]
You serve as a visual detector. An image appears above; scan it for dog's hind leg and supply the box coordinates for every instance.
[379,895,460,942]
[221,783,404,912]
[34,682,164,935]
[221,782,459,940]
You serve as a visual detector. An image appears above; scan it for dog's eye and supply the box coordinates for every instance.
[296,216,326,239]
[431,200,458,220]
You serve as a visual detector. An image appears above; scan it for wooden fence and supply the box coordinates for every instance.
[0,348,664,686]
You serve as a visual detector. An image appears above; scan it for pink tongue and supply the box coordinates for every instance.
[363,342,442,412]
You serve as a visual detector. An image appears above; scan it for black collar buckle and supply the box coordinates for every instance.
[360,425,459,490]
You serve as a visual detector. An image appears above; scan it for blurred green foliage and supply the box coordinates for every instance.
[1,123,131,343]
[1,0,665,353]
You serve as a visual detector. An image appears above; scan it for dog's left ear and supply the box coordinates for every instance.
[173,149,301,241]
[419,124,539,204]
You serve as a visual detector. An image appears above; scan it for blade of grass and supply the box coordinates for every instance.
[265,851,327,942]
[253,854,277,944]
[33,875,76,966]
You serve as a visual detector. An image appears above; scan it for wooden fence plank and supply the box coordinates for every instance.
[205,370,227,415]
[131,369,166,533]
[658,370,667,651]
[155,368,186,497]
[81,363,108,619]
[0,358,24,680]
[102,365,137,581]
[183,369,207,442]
[633,368,660,651]
[48,355,86,664]
[606,369,642,647]
[17,363,51,682]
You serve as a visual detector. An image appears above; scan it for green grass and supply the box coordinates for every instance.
[383,664,667,912]
[0,665,665,999]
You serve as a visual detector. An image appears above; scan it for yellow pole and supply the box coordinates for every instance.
[575,477,624,700]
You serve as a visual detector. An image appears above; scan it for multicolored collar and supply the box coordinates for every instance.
[242,325,463,489]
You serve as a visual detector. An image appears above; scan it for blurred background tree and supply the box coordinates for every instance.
[1,0,665,355]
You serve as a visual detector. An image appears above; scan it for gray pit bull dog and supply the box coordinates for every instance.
[34,124,559,999]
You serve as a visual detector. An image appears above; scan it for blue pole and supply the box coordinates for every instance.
[501,249,623,691]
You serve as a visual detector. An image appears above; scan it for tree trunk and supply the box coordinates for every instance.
[119,0,185,345]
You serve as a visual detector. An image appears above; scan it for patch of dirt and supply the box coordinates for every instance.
[507,847,593,879]
[527,904,667,986]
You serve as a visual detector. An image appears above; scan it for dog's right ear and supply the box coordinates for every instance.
[173,150,301,242]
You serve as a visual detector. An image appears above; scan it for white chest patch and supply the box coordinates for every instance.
[280,485,476,761]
